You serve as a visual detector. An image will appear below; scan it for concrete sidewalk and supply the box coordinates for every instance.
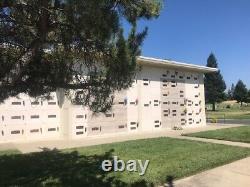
[0,124,244,153]
[173,156,250,187]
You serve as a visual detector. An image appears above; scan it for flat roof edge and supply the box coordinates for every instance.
[137,56,218,73]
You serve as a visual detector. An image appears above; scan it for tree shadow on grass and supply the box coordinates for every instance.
[0,148,153,187]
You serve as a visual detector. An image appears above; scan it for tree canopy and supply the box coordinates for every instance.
[0,0,163,112]
[227,83,235,100]
[233,80,248,106]
[204,53,226,111]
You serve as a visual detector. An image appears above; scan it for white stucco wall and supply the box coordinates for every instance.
[0,60,209,143]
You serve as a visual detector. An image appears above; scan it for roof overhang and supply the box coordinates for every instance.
[137,56,218,73]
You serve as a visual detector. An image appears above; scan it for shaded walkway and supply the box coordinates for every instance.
[0,124,247,153]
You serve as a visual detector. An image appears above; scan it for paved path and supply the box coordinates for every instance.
[168,135,250,148]
[173,156,250,187]
[0,124,244,153]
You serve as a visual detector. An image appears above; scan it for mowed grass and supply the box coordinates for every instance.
[66,137,250,185]
[184,126,250,143]
[206,102,250,119]
[207,111,250,119]
[0,149,21,156]
[1,137,250,186]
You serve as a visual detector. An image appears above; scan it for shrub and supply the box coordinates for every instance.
[210,117,218,123]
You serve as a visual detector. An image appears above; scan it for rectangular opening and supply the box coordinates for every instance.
[162,74,167,77]
[143,79,149,86]
[76,126,84,129]
[11,130,20,134]
[92,127,99,131]
[144,104,149,107]
[130,122,136,125]
[11,116,21,120]
[155,125,160,128]
[130,102,135,105]
[31,101,40,105]
[118,125,125,129]
[105,114,112,117]
[48,115,56,118]
[48,128,56,131]
[11,102,22,105]
[48,101,57,105]
[30,129,39,133]
[118,102,124,105]
[187,76,191,79]
[76,131,84,135]
[31,115,39,119]
[76,115,84,118]
[130,127,136,130]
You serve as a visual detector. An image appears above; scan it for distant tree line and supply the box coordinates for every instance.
[227,80,250,106]
[204,53,249,111]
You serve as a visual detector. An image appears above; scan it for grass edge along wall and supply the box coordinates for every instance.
[0,56,217,142]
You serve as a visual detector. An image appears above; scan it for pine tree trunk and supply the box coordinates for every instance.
[241,101,243,107]
[212,102,216,111]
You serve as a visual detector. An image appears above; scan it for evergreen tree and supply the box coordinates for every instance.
[227,83,235,100]
[204,53,226,111]
[247,90,250,103]
[0,0,163,112]
[233,80,248,106]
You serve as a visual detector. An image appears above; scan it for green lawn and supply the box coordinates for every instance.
[206,102,250,119]
[184,126,250,143]
[206,111,250,119]
[0,149,21,156]
[1,137,250,186]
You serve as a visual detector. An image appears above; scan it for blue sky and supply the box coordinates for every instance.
[124,0,250,89]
